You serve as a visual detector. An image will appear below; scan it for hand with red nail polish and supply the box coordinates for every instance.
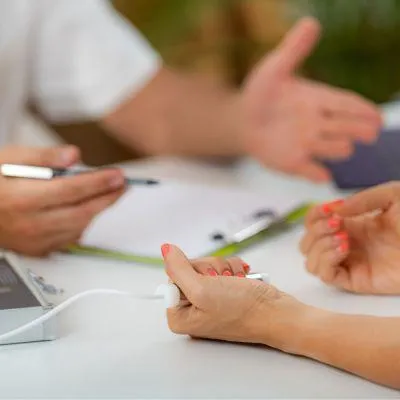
[181,255,249,278]
[162,244,400,389]
[161,244,302,347]
[300,188,400,294]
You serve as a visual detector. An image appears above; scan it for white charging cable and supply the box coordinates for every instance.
[0,284,180,343]
[0,273,269,343]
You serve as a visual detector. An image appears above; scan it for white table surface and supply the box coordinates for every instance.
[0,157,399,399]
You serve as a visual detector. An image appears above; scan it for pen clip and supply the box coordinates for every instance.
[211,209,278,244]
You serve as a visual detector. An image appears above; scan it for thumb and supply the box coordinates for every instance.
[0,145,80,168]
[161,244,202,304]
[266,17,321,77]
[338,182,400,217]
[295,160,331,183]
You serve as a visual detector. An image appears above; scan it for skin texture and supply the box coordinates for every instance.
[103,18,382,182]
[0,145,125,256]
[162,244,400,389]
[300,184,400,294]
[0,18,381,255]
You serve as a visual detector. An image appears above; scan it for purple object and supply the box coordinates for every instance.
[324,128,400,189]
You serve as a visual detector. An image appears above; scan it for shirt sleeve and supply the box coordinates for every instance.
[30,0,161,122]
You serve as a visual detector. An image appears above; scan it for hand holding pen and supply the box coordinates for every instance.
[0,145,130,256]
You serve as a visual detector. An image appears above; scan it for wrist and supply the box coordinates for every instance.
[224,93,246,157]
[255,297,333,355]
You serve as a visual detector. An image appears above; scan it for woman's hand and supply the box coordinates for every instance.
[300,183,400,294]
[0,145,125,256]
[162,245,400,389]
[162,244,307,350]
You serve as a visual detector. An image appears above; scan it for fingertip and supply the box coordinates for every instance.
[298,16,322,35]
[357,122,381,144]
[333,231,350,257]
[321,199,344,215]
[161,243,192,269]
[270,16,321,76]
[108,171,125,190]
[308,167,332,183]
[338,240,350,255]
[243,263,251,274]
[364,107,384,124]
[59,145,80,167]
[161,243,176,280]
[225,256,248,276]
[161,243,171,259]
[297,161,332,184]
[327,216,342,231]
[312,172,331,183]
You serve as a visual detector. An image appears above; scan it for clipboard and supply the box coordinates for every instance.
[68,182,311,265]
[68,203,310,265]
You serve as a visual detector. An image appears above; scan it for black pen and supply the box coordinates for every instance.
[0,164,160,186]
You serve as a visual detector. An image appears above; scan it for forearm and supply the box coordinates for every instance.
[102,67,243,157]
[274,307,400,389]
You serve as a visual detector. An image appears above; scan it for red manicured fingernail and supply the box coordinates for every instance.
[222,270,233,277]
[339,241,349,253]
[207,268,218,277]
[243,263,250,273]
[328,217,340,229]
[322,199,344,215]
[236,272,245,278]
[335,232,348,242]
[161,244,170,257]
[322,203,332,215]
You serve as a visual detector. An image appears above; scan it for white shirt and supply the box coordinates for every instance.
[0,0,160,146]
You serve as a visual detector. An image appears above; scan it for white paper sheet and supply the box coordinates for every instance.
[81,182,300,258]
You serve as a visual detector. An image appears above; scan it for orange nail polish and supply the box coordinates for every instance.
[161,244,170,257]
[243,263,250,273]
[335,232,348,242]
[222,270,232,277]
[322,203,332,215]
[237,272,245,278]
[328,217,340,229]
[208,268,218,277]
[322,199,344,215]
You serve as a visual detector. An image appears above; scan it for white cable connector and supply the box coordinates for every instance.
[0,273,270,343]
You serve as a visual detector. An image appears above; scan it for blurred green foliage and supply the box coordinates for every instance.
[114,0,400,103]
[296,0,400,102]
[113,0,216,49]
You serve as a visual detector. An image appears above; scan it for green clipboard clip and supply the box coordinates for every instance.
[67,203,313,266]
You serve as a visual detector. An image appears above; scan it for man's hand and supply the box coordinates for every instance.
[103,18,381,183]
[0,145,125,256]
[242,18,382,182]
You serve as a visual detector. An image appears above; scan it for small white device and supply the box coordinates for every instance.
[0,252,56,345]
[0,255,269,345]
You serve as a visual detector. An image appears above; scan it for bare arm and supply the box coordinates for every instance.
[102,67,243,157]
[278,309,400,389]
[102,19,382,182]
[162,245,400,390]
